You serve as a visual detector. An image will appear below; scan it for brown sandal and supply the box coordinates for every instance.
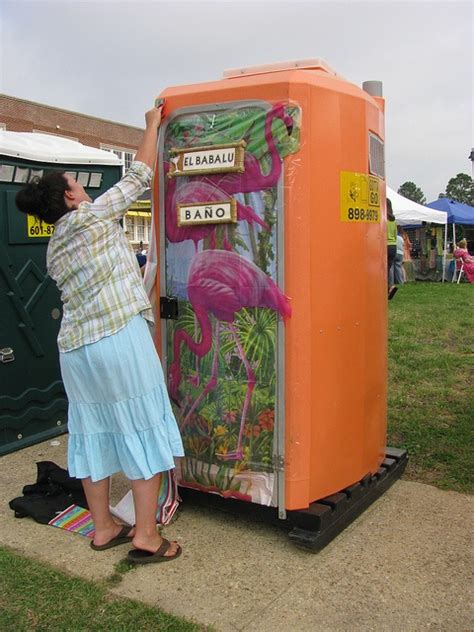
[90,525,134,551]
[127,538,182,564]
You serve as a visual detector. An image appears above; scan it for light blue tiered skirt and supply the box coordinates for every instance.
[60,314,184,482]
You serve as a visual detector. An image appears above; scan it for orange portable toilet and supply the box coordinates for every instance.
[150,59,407,550]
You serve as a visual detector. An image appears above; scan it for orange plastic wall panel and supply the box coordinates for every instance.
[285,73,387,509]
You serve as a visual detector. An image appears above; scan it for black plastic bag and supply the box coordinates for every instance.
[9,461,88,524]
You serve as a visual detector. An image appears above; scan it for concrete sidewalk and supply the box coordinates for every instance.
[1,438,472,631]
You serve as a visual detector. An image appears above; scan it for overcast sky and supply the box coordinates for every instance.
[1,0,472,200]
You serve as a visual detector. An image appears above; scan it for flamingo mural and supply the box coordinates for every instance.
[162,101,301,499]
[165,163,269,251]
[169,249,291,460]
[163,103,294,251]
[191,103,294,195]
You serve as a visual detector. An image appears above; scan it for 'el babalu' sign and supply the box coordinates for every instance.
[177,199,237,226]
[168,141,246,177]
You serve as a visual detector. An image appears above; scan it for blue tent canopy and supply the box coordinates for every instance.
[426,198,474,224]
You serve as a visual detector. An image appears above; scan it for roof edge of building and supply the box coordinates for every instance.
[0,93,144,132]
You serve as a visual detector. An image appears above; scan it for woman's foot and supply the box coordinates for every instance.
[127,537,182,564]
[92,521,135,548]
[131,533,180,558]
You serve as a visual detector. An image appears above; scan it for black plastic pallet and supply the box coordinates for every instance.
[178,447,408,552]
[287,447,408,551]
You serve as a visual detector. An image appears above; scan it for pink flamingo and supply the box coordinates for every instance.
[165,168,269,251]
[169,249,291,461]
[192,103,294,195]
[165,163,270,386]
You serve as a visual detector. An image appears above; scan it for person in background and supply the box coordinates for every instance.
[453,239,474,283]
[401,227,414,282]
[15,104,184,565]
[136,250,147,277]
[394,226,405,285]
[136,250,147,268]
[386,198,398,299]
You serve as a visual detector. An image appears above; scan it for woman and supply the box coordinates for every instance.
[386,198,398,299]
[453,239,474,283]
[16,105,184,564]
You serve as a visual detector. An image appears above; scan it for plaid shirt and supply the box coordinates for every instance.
[47,161,154,353]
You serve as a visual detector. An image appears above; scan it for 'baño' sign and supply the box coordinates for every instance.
[168,141,246,177]
[177,199,237,226]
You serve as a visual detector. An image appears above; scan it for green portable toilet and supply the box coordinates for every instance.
[0,132,122,455]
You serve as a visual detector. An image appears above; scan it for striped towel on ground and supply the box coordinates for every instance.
[48,504,95,539]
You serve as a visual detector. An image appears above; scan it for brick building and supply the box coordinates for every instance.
[0,94,153,249]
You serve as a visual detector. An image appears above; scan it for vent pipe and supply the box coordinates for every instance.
[362,81,383,97]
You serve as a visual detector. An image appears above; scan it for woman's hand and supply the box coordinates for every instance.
[145,105,164,130]
[135,104,165,168]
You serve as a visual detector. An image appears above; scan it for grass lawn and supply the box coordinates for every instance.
[388,282,473,493]
[0,547,212,632]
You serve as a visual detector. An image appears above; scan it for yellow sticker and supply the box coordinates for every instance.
[27,214,55,238]
[340,172,381,223]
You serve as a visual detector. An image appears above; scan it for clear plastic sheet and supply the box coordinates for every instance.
[146,101,301,505]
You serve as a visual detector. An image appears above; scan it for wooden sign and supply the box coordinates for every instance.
[168,141,246,177]
[177,199,237,226]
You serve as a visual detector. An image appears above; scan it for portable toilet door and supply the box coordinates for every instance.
[155,97,299,511]
[0,132,122,455]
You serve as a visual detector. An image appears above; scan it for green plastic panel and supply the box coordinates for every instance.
[0,157,121,455]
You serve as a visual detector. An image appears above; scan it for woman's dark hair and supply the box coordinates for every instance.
[386,198,395,221]
[16,170,70,224]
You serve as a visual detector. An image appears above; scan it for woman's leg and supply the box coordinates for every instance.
[130,473,179,556]
[394,254,404,284]
[387,246,397,289]
[82,477,131,546]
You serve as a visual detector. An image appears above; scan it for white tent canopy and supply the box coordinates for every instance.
[386,186,449,281]
[387,187,447,226]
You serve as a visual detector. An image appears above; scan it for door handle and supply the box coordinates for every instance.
[160,297,179,320]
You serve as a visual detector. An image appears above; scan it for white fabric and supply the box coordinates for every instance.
[387,186,447,225]
[143,193,159,328]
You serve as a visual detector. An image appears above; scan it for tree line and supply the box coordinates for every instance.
[397,173,474,206]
